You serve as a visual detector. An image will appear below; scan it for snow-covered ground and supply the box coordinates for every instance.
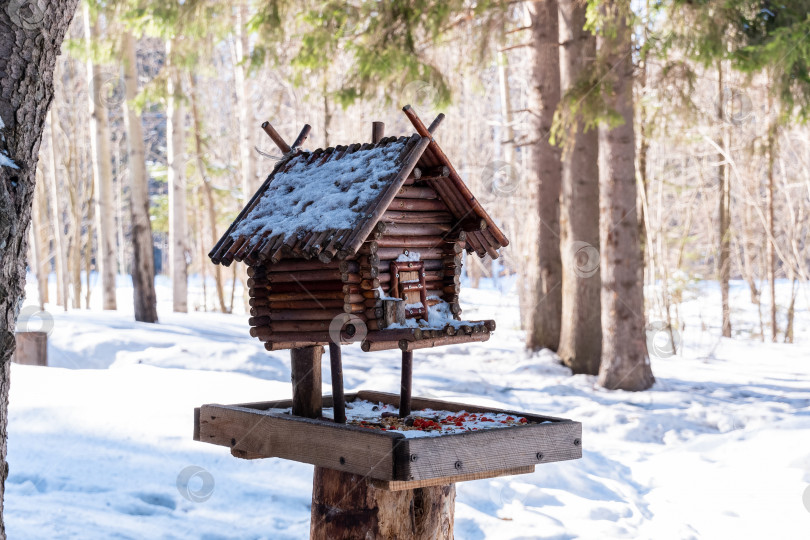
[6,274,810,539]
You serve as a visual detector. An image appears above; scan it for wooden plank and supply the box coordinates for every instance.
[195,391,581,483]
[197,404,403,479]
[371,465,534,492]
[401,421,580,481]
[232,393,358,412]
[399,332,490,351]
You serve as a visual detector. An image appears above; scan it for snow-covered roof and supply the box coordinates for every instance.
[210,119,508,266]
[233,139,408,240]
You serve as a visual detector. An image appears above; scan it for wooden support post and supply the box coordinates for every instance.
[328,342,346,424]
[290,345,323,418]
[11,332,47,366]
[372,121,385,144]
[311,467,455,539]
[400,350,413,418]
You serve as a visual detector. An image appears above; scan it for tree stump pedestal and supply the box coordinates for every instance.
[311,467,454,539]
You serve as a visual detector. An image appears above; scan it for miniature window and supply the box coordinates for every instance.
[389,260,428,321]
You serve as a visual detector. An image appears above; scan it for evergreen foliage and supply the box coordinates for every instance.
[252,0,508,107]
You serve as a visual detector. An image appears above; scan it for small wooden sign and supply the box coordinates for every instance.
[12,332,47,366]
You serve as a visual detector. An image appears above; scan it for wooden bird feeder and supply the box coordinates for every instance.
[195,106,581,538]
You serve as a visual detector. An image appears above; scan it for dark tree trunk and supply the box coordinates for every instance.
[596,3,654,391]
[557,0,602,374]
[0,1,81,534]
[526,0,563,352]
[123,31,157,323]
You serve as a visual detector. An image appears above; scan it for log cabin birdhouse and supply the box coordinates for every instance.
[208,106,508,416]
[196,107,581,497]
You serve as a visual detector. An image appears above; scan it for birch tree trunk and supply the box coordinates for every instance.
[29,177,47,309]
[765,90,777,342]
[166,40,188,313]
[717,62,731,338]
[189,75,227,312]
[234,3,256,196]
[557,0,602,374]
[0,1,81,533]
[84,4,117,310]
[46,109,69,310]
[596,3,654,391]
[65,78,83,308]
[122,31,158,323]
[526,0,563,352]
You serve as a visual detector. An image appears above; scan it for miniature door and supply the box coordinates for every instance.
[389,260,428,320]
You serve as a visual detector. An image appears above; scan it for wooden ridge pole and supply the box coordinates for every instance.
[291,124,312,149]
[372,121,385,144]
[427,113,445,134]
[261,121,291,154]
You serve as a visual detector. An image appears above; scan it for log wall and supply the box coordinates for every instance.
[373,178,464,329]
[248,259,368,350]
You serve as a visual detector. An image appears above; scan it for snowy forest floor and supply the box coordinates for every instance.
[6,274,810,539]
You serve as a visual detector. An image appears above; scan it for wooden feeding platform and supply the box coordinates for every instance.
[195,391,582,491]
[195,106,582,538]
